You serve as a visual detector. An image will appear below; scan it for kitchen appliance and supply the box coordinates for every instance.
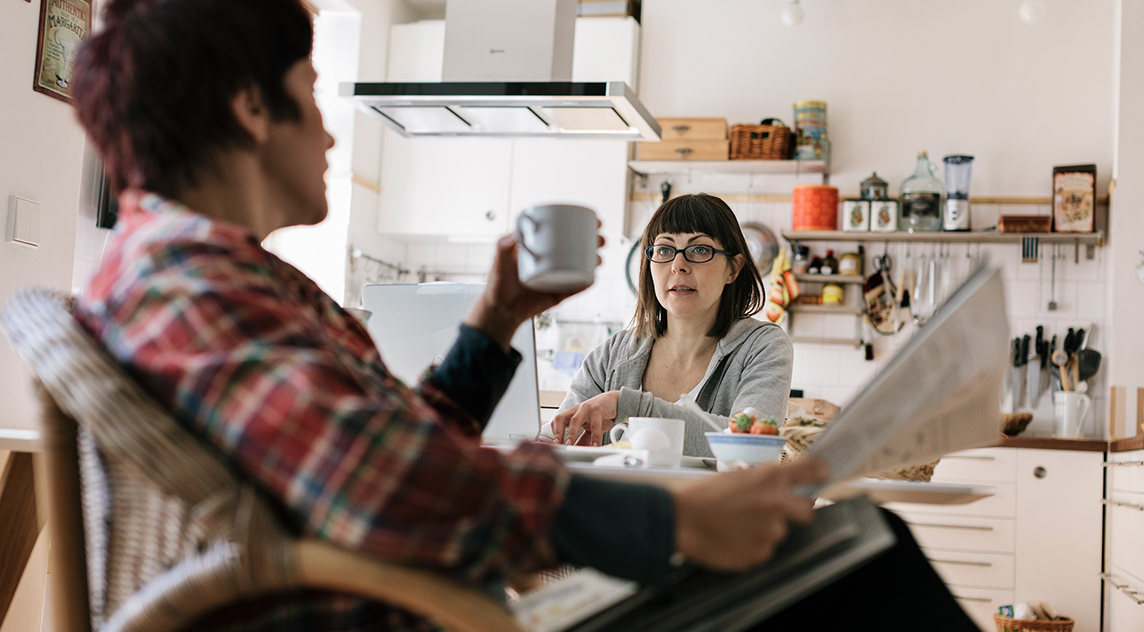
[942,155,974,231]
[360,283,541,442]
[341,0,660,139]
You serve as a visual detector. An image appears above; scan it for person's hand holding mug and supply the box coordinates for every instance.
[466,206,603,352]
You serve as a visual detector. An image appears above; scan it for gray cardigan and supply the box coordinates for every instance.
[540,318,793,457]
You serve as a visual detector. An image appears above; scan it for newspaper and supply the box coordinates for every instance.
[802,262,1009,496]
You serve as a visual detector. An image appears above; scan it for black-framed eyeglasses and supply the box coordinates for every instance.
[645,243,733,264]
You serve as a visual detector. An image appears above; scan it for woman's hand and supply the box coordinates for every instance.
[466,230,604,352]
[550,390,621,447]
[671,458,829,571]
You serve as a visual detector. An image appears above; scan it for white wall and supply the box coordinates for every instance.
[0,1,86,432]
[1108,0,1144,436]
[639,0,1116,197]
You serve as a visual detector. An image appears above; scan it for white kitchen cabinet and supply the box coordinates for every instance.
[1104,448,1144,631]
[377,18,639,238]
[886,447,1103,632]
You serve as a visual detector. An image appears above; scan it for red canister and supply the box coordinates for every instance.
[792,185,839,230]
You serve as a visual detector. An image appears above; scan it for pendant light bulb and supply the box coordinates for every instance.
[781,0,804,27]
[1019,0,1046,24]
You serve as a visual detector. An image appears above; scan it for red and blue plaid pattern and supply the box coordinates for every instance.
[77,192,569,630]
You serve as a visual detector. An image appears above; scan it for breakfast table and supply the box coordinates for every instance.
[0,428,42,628]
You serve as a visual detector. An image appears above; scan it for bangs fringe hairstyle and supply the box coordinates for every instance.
[632,194,764,339]
[72,0,314,197]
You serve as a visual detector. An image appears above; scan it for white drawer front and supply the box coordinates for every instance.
[1106,565,1144,631]
[1108,460,1144,494]
[1108,498,1144,584]
[924,549,1015,590]
[885,482,1015,519]
[933,448,1017,484]
[898,513,1015,554]
[948,586,1013,632]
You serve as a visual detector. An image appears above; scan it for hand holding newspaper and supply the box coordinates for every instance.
[513,262,1010,632]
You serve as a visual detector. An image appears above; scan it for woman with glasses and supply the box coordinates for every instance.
[541,194,793,456]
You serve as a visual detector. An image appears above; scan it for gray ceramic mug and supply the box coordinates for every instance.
[515,204,597,293]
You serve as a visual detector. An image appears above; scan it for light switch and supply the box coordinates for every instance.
[6,195,41,248]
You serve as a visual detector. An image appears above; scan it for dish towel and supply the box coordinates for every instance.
[763,247,800,324]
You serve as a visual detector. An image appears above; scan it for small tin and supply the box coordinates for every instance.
[793,100,828,161]
[870,199,899,232]
[841,199,870,232]
[860,172,889,200]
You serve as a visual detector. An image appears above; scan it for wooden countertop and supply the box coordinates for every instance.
[992,435,1107,452]
[1110,435,1144,453]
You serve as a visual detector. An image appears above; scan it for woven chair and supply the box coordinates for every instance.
[1,288,526,632]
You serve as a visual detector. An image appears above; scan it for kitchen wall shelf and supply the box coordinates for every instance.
[627,159,828,176]
[789,336,862,347]
[787,304,863,315]
[781,229,1104,246]
[794,274,864,285]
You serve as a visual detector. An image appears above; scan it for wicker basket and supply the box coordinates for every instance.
[780,418,938,482]
[729,119,792,160]
[994,614,1074,632]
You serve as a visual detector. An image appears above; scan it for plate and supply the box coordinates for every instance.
[741,222,779,278]
[557,445,714,469]
[821,478,996,506]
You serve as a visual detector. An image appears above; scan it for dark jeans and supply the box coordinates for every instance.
[754,509,980,631]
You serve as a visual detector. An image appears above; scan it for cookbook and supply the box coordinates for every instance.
[513,262,1009,632]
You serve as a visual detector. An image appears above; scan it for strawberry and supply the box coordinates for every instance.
[749,419,779,435]
[729,413,754,433]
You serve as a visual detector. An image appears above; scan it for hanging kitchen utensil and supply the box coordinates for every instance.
[864,253,902,335]
[1048,244,1058,311]
[740,222,780,278]
[625,239,642,295]
[1077,324,1102,381]
[1006,338,1023,413]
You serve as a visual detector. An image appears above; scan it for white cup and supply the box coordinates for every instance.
[1053,391,1092,438]
[610,417,685,468]
[515,204,597,293]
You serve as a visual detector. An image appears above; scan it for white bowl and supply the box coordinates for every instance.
[705,432,786,467]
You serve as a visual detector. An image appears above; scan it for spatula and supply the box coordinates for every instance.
[1077,324,1101,381]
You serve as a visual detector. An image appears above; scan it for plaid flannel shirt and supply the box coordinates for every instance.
[77,192,571,630]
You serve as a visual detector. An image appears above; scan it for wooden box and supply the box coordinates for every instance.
[636,139,729,161]
[654,117,727,141]
[998,215,1051,233]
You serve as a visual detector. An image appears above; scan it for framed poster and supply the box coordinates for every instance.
[1051,164,1096,233]
[33,0,93,103]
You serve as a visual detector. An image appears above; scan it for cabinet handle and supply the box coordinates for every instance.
[674,148,693,157]
[1104,499,1144,512]
[485,210,497,221]
[927,558,993,568]
[954,596,993,604]
[1105,460,1144,467]
[906,522,994,532]
[672,124,691,133]
[1102,573,1144,605]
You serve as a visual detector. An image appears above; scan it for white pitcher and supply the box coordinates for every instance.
[1053,391,1092,438]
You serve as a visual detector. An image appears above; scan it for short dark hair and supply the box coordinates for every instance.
[72,0,314,197]
[632,194,764,339]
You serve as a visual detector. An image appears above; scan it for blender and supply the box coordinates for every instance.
[942,155,974,231]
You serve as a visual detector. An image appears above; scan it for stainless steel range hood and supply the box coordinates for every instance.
[340,0,661,140]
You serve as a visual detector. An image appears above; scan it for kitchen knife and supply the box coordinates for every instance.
[1018,335,1030,409]
[1025,334,1040,408]
[1009,338,1023,412]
